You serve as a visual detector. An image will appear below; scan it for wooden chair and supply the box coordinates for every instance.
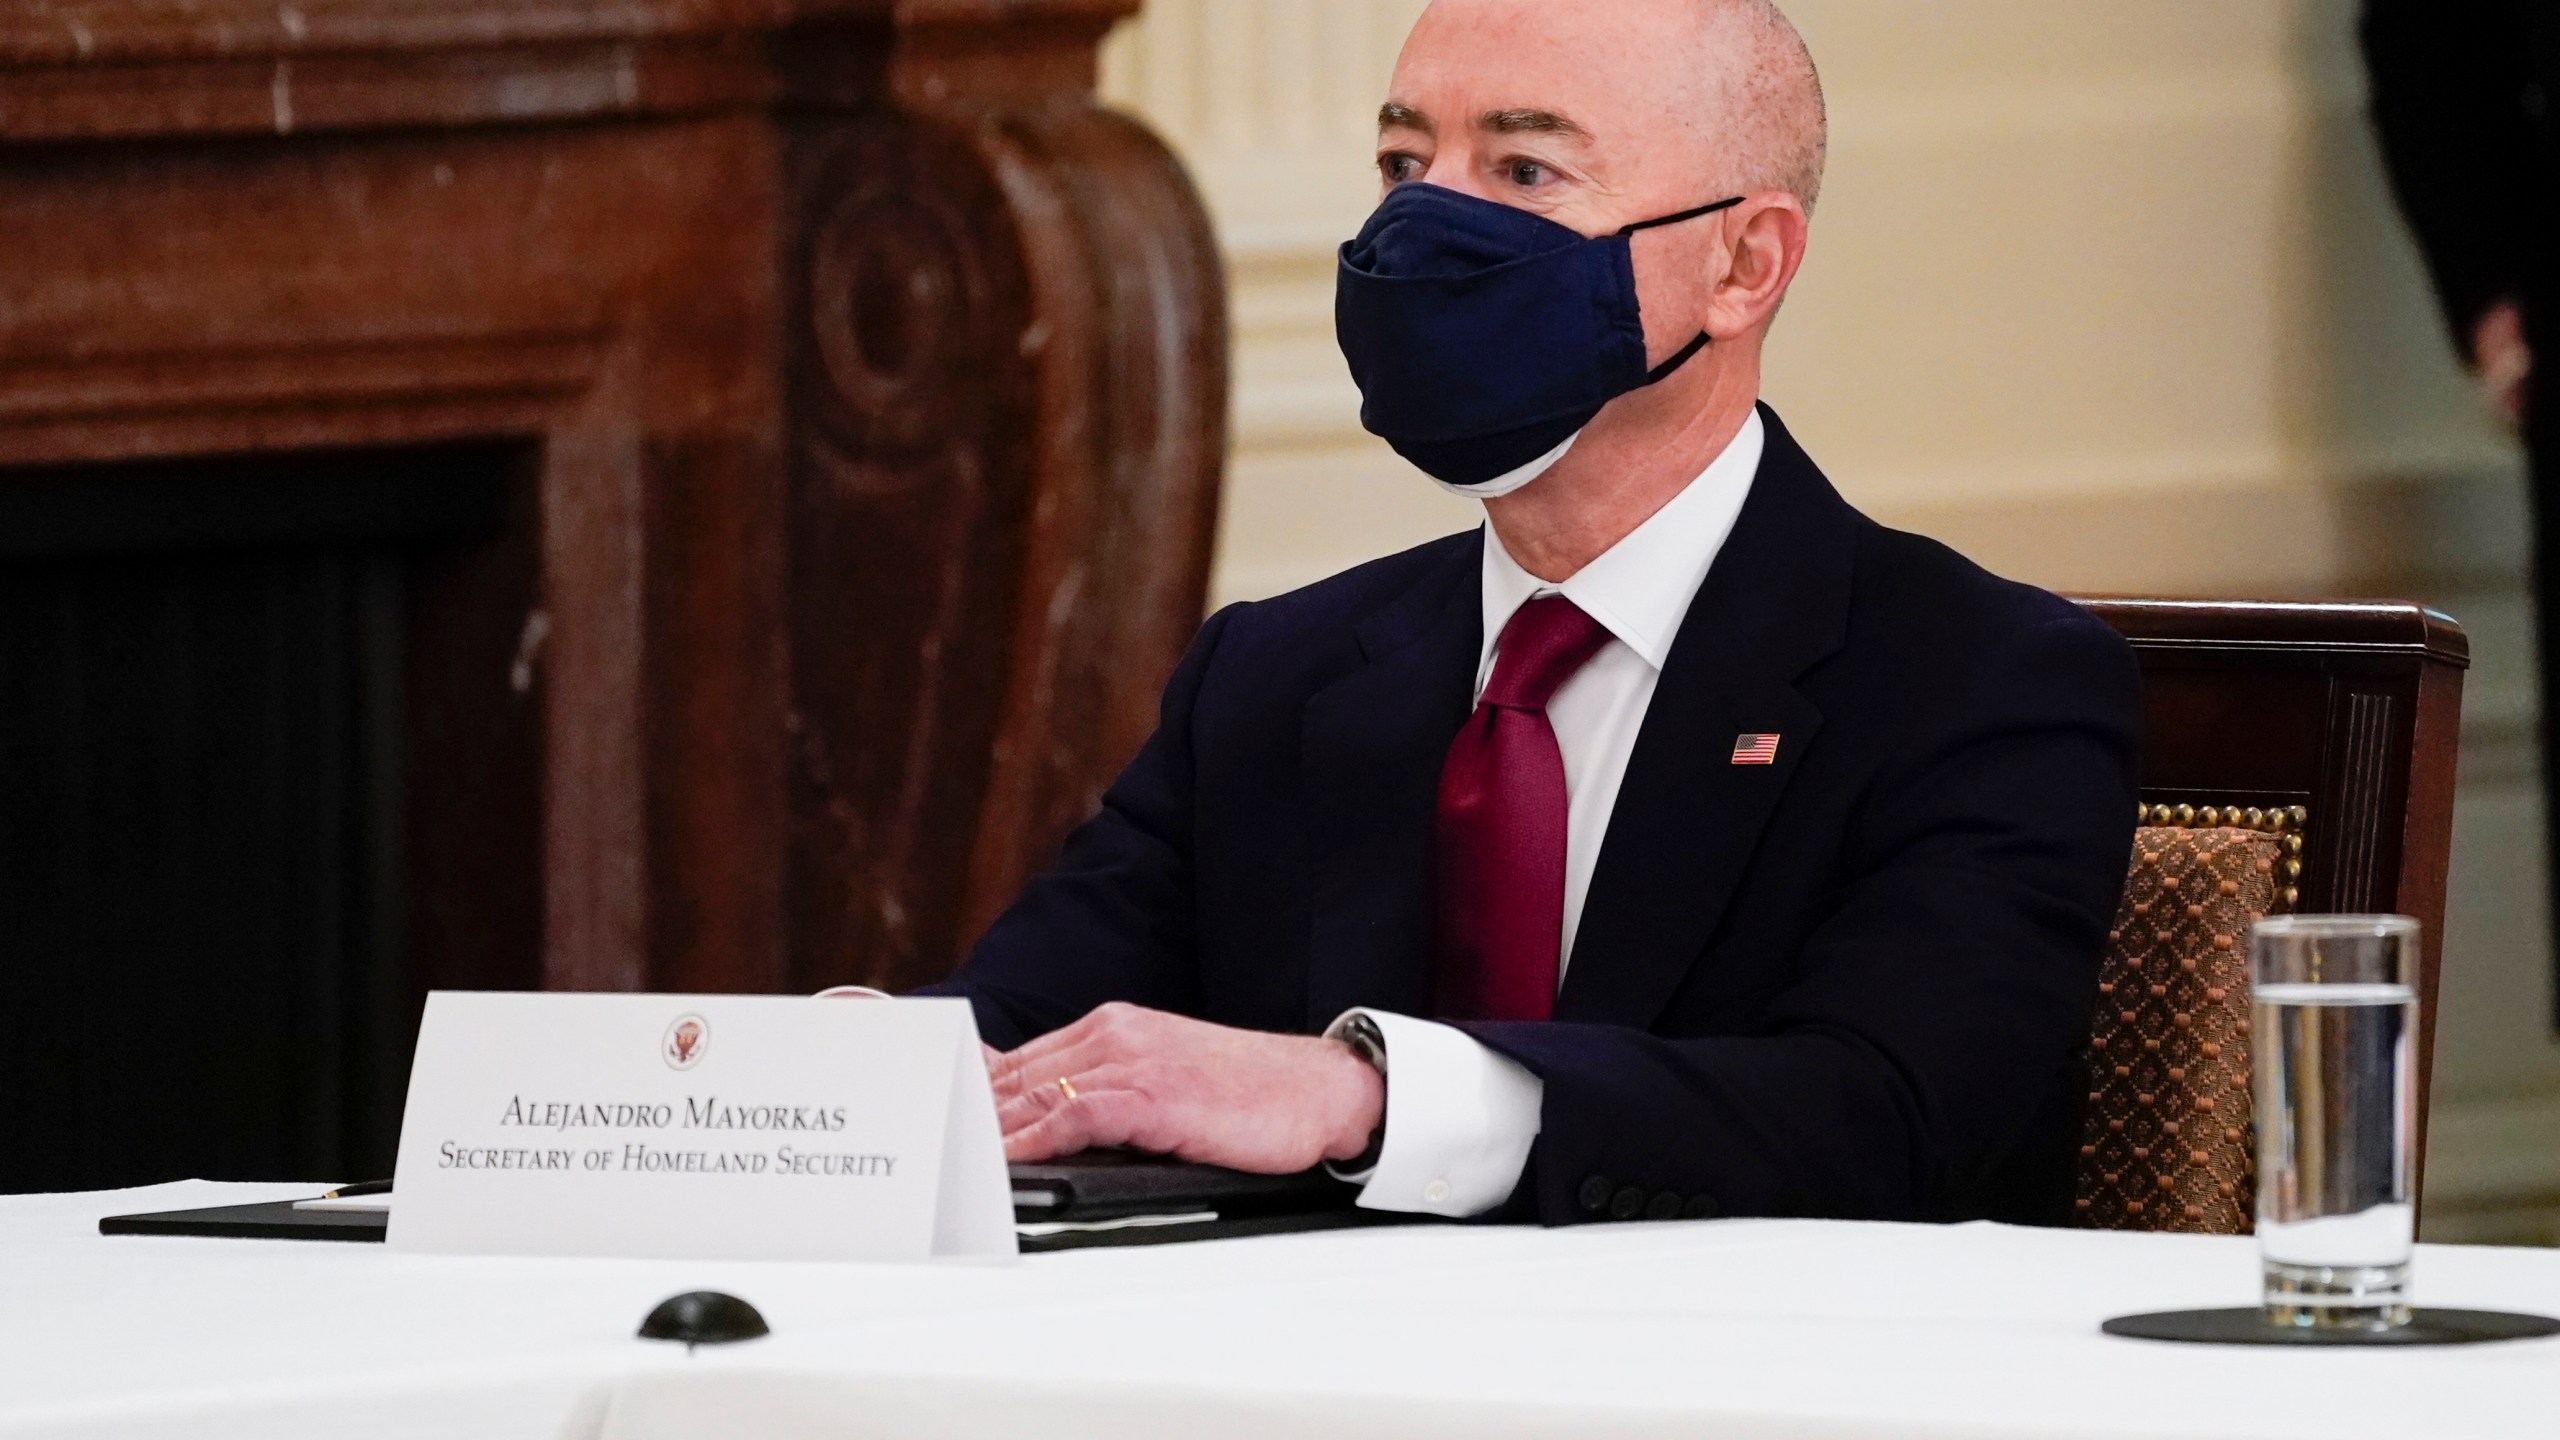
[2066,599,2469,1233]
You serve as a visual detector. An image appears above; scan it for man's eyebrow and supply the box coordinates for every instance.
[1480,108,1591,141]
[1378,102,1433,134]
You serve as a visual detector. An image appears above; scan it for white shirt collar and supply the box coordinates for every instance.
[1479,407,1765,684]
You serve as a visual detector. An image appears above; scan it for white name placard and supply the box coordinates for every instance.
[388,992,1014,1262]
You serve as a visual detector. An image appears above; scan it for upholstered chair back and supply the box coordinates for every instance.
[2075,812,2293,1233]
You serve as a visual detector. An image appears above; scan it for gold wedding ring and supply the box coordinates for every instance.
[1055,1077,1079,1101]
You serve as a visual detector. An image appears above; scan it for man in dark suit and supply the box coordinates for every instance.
[929,0,2142,1227]
[2362,0,2560,958]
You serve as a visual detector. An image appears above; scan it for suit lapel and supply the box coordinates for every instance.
[1555,407,1860,1028]
[1300,538,1483,1028]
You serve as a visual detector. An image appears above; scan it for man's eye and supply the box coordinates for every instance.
[1379,153,1424,184]
[1508,160,1550,187]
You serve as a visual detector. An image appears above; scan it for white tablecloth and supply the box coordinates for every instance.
[10,1182,2560,1439]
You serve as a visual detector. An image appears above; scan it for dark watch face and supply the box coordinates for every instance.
[1342,1016,1388,1072]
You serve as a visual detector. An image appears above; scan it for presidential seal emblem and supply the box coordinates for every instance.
[663,1013,709,1070]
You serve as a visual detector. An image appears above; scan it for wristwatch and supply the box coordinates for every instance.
[1334,1013,1389,1173]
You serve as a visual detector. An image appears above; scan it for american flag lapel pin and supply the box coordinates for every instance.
[1731,733,1781,766]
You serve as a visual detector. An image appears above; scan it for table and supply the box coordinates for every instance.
[11,1182,2560,1439]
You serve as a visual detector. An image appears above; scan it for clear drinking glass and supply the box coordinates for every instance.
[2250,914,2420,1329]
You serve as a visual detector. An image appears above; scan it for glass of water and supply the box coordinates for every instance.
[2250,914,2420,1329]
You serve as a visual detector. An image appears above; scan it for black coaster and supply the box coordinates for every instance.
[2105,1307,2560,1347]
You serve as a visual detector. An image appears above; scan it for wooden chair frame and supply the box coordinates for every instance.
[2075,598,2469,1173]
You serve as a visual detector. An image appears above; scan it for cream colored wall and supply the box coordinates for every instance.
[1102,1,2560,1237]
[1102,0,2514,605]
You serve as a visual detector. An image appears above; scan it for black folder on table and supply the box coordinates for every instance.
[1009,1149,1357,1222]
[100,1198,391,1243]
[100,1152,1403,1252]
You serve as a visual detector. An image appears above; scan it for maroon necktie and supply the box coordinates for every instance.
[1434,595,1613,1022]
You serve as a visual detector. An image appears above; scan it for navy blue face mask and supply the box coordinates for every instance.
[1335,183,1742,495]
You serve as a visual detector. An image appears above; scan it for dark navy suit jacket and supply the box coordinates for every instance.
[934,407,2141,1227]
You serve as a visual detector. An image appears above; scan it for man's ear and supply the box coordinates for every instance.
[1704,194,1810,340]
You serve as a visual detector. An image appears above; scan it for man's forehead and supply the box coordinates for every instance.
[1381,2,1712,154]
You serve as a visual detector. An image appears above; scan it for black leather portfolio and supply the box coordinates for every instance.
[99,1153,1401,1252]
[1010,1150,1359,1223]
[100,1199,386,1243]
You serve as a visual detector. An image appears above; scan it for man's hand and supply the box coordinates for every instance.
[2473,298,2533,431]
[986,1004,1383,1174]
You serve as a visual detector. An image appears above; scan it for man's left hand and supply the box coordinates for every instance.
[986,1003,1383,1173]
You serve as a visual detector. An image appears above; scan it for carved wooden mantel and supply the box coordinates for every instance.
[0,1,1228,996]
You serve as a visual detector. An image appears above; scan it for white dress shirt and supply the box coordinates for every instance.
[1328,408,1766,1217]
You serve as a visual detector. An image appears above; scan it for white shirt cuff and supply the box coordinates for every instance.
[1322,1009,1542,1218]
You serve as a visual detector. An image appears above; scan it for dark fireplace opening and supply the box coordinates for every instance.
[0,442,545,1193]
